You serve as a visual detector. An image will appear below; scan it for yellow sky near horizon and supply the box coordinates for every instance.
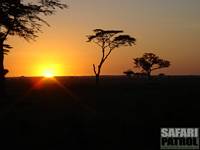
[4,0,200,77]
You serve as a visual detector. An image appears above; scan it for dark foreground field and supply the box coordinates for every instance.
[0,76,200,149]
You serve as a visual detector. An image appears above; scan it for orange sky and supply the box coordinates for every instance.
[5,0,200,77]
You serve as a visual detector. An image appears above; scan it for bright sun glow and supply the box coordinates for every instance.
[35,63,65,77]
[43,69,55,78]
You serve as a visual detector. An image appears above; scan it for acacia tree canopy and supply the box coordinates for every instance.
[0,0,67,41]
[87,29,136,50]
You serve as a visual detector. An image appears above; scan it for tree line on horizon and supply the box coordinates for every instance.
[87,29,171,82]
[0,0,171,96]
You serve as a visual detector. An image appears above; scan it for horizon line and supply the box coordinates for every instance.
[6,74,200,78]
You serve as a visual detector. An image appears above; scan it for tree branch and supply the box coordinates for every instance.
[103,47,114,63]
[93,64,97,75]
[151,66,167,71]
[93,41,102,47]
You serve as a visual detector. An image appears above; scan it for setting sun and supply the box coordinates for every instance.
[43,70,54,78]
[34,63,64,77]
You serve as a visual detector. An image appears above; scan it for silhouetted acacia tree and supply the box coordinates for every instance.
[87,29,136,83]
[133,53,170,79]
[0,0,67,95]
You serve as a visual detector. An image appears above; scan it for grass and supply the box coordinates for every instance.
[0,76,200,149]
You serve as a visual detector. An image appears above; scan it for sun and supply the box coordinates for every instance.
[43,69,54,78]
[36,63,64,77]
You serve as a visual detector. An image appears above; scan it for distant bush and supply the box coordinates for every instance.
[158,73,165,77]
[123,70,134,78]
[3,69,9,76]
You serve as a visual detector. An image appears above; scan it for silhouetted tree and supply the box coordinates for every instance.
[0,0,67,95]
[87,29,136,84]
[133,53,170,79]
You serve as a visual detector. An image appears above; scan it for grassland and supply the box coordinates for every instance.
[0,76,200,149]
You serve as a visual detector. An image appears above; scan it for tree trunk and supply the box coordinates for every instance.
[95,73,100,84]
[95,64,102,85]
[147,71,151,80]
[93,64,101,85]
[0,40,6,97]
